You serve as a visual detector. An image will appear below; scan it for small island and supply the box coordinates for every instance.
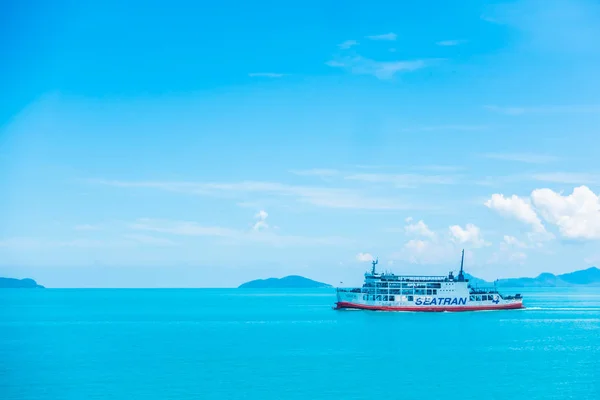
[0,277,45,289]
[238,275,332,289]
[469,266,600,288]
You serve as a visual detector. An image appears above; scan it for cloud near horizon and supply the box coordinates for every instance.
[356,252,374,262]
[91,178,425,211]
[485,186,600,240]
[436,40,466,46]
[366,32,397,41]
[248,72,286,78]
[326,56,430,80]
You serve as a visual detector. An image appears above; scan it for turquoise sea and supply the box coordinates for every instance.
[1,288,599,399]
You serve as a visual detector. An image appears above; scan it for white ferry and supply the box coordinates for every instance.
[335,250,524,312]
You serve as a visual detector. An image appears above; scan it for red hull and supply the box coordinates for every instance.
[334,301,524,312]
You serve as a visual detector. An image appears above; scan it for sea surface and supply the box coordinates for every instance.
[1,287,599,399]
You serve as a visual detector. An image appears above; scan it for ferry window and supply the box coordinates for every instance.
[389,295,395,301]
[476,296,481,301]
[426,289,432,295]
[483,295,488,301]
[470,295,475,301]
[383,295,388,301]
[408,296,414,302]
[363,294,368,301]
[432,290,437,295]
[376,295,382,301]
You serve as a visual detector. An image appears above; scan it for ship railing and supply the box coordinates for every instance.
[469,288,501,295]
[336,287,362,293]
[377,275,449,282]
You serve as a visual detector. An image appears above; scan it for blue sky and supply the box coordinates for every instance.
[2,0,600,287]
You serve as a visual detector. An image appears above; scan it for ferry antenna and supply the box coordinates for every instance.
[458,249,465,282]
[371,258,379,275]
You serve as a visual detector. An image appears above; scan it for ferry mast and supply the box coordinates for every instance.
[457,249,465,282]
[371,258,378,275]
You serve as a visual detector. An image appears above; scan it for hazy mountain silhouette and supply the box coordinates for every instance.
[0,277,44,288]
[467,267,600,287]
[238,275,331,289]
[240,267,600,289]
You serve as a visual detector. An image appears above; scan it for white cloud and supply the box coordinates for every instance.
[338,40,358,49]
[95,179,419,210]
[486,185,600,240]
[325,60,345,68]
[488,236,529,265]
[345,173,458,187]
[530,186,600,240]
[400,125,488,132]
[74,224,101,231]
[510,252,527,262]
[0,238,55,249]
[484,193,547,233]
[366,32,397,41]
[502,235,527,248]
[123,234,178,246]
[396,239,457,265]
[289,168,339,177]
[481,0,600,54]
[130,218,237,237]
[488,250,527,265]
[584,254,600,265]
[484,104,600,115]
[436,40,466,46]
[128,218,350,247]
[248,73,285,78]
[356,252,374,262]
[405,219,436,239]
[252,210,269,231]
[449,224,489,248]
[0,235,175,249]
[391,219,466,264]
[482,152,560,164]
[530,172,600,185]
[411,165,465,172]
[326,56,431,80]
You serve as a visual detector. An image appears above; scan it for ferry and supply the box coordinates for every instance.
[335,250,524,312]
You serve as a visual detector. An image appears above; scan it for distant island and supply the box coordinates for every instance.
[468,266,600,287]
[239,267,600,289]
[238,275,332,289]
[0,277,45,289]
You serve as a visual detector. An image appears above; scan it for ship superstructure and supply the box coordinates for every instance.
[335,250,523,312]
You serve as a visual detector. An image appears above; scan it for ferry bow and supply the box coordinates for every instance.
[335,250,523,312]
